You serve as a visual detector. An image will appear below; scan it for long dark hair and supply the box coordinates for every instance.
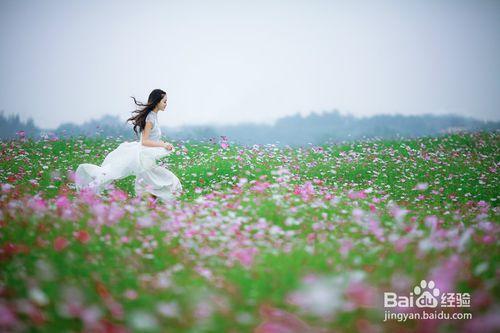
[126,89,166,137]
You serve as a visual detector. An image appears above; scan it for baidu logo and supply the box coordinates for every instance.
[383,279,472,322]
[384,279,470,309]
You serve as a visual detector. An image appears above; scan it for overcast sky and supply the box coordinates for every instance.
[1,0,499,129]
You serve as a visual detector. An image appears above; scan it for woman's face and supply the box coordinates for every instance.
[159,94,168,111]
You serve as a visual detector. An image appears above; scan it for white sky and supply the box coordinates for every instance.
[1,0,499,129]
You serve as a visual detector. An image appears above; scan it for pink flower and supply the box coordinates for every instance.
[424,215,439,230]
[79,305,102,330]
[107,204,125,225]
[74,230,90,244]
[233,247,258,267]
[219,136,230,149]
[124,289,138,300]
[368,219,384,241]
[54,237,69,251]
[428,254,462,294]
[1,183,14,192]
[109,189,128,202]
[368,204,377,213]
[250,181,271,193]
[55,195,71,210]
[78,188,101,205]
[477,200,488,207]
[103,297,124,320]
[344,281,377,309]
[348,190,367,200]
[194,266,213,280]
[137,216,154,229]
[479,235,495,244]
[339,239,353,257]
[0,303,18,328]
[28,196,48,215]
[293,181,316,201]
[389,204,408,222]
[394,237,411,252]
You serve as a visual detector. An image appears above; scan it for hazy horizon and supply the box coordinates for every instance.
[1,0,499,129]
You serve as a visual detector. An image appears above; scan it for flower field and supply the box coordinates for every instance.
[1,131,499,332]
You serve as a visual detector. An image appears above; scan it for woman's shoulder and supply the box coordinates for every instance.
[146,111,157,123]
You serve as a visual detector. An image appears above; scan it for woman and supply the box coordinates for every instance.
[74,89,183,201]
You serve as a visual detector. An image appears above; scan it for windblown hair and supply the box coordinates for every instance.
[126,89,166,137]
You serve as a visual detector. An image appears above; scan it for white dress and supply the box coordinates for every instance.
[74,111,183,201]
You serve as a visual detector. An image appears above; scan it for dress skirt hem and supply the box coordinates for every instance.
[74,141,182,201]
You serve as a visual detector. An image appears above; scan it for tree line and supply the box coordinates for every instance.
[1,109,498,147]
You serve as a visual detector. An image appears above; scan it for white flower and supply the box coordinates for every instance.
[413,182,429,191]
[29,287,49,306]
[129,311,159,331]
[156,301,180,318]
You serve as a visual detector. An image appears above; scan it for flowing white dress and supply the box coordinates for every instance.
[74,111,183,201]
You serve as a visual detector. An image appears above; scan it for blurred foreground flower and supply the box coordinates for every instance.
[286,271,368,320]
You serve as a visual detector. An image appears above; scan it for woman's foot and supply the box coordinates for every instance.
[147,194,159,208]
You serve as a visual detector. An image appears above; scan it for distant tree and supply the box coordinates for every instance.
[1,110,499,145]
[0,111,39,140]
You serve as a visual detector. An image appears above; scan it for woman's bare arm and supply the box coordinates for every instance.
[141,121,171,148]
